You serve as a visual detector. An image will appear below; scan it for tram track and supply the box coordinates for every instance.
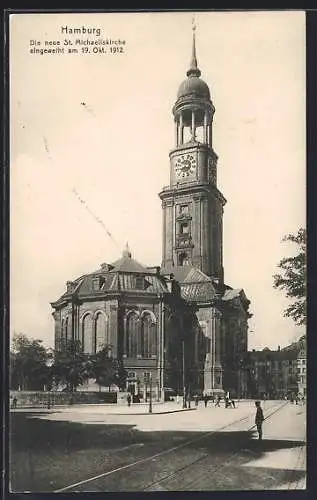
[141,400,288,491]
[54,400,286,492]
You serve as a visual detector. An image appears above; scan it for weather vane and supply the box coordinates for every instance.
[192,14,197,31]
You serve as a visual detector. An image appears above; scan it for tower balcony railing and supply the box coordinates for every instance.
[161,179,205,191]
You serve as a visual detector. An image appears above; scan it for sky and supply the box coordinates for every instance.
[10,11,306,350]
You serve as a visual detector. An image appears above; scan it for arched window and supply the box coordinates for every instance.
[82,314,94,354]
[95,313,109,352]
[178,252,190,266]
[141,313,157,358]
[126,312,139,357]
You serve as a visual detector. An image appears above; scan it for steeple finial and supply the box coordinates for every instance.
[122,242,132,258]
[187,15,201,78]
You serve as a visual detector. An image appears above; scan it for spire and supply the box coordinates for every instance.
[122,242,132,258]
[187,16,201,78]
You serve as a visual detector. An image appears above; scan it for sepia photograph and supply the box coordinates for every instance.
[9,10,306,492]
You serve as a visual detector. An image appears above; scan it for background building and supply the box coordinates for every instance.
[246,335,306,399]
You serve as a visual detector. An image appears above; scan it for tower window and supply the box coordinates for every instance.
[135,275,145,289]
[180,205,189,215]
[143,372,151,383]
[180,222,189,234]
[178,252,190,266]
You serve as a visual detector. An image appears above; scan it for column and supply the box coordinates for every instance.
[209,122,212,146]
[192,195,202,268]
[211,310,216,389]
[179,113,184,145]
[162,202,166,264]
[109,302,118,358]
[191,110,195,140]
[212,308,223,391]
[203,111,208,143]
[175,120,179,147]
[165,201,174,267]
[202,197,210,276]
[53,310,61,351]
[160,302,165,401]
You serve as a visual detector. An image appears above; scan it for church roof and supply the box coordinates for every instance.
[109,253,150,274]
[163,265,211,284]
[52,246,167,306]
[181,281,216,302]
[177,77,210,100]
[222,288,243,301]
[162,265,217,303]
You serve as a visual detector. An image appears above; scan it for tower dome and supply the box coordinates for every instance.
[177,77,210,100]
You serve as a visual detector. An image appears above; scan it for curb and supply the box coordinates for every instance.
[109,408,198,416]
[10,407,197,416]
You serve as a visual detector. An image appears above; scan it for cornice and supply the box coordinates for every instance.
[159,181,226,206]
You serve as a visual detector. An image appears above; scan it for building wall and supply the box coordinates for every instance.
[247,349,300,399]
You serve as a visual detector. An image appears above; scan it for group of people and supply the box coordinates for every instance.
[10,396,18,409]
[288,393,305,405]
[200,392,236,409]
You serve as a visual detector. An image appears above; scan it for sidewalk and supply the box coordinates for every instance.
[10,401,197,415]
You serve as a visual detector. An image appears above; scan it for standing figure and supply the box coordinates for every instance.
[255,400,264,440]
[195,394,199,407]
[127,393,132,407]
[203,393,208,408]
[215,395,221,407]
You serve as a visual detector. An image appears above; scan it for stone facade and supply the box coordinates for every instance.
[51,29,251,399]
[51,249,201,399]
[159,29,251,396]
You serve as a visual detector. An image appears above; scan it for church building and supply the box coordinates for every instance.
[51,27,251,400]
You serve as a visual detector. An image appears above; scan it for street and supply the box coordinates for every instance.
[10,400,306,492]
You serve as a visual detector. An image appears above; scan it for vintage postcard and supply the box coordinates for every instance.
[8,10,306,492]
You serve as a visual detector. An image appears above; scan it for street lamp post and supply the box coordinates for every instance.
[149,373,152,413]
[182,340,187,409]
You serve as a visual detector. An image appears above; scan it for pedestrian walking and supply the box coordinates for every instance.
[203,393,208,408]
[127,393,132,407]
[215,395,221,407]
[255,400,264,440]
[195,394,199,407]
[187,393,191,409]
[12,397,17,409]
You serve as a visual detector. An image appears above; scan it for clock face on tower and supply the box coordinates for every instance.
[175,154,197,178]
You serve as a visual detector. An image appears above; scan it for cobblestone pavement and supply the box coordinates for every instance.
[10,400,306,492]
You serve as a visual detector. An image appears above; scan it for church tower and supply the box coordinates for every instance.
[160,25,226,281]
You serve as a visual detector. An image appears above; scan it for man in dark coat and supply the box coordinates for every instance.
[255,400,264,440]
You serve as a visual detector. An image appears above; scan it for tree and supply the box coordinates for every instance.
[92,345,127,391]
[52,339,94,392]
[273,228,306,326]
[52,341,128,392]
[10,333,51,390]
